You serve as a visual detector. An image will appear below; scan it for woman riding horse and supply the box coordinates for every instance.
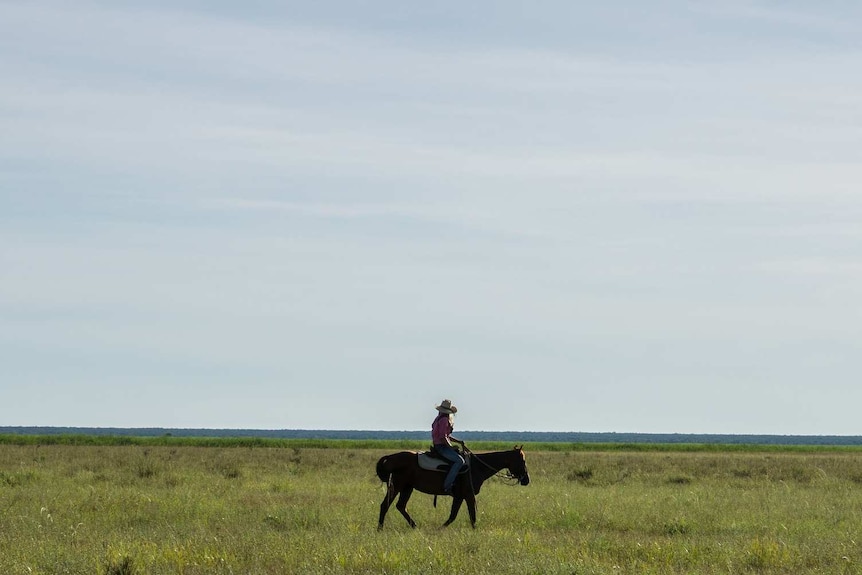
[431,399,465,494]
[376,444,530,529]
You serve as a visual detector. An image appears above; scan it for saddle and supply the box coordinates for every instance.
[417,448,470,474]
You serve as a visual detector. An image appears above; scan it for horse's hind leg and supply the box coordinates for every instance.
[378,483,397,530]
[396,486,417,528]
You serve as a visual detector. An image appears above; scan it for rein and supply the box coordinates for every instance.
[464,447,524,485]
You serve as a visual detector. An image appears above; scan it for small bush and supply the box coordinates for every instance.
[662,519,691,536]
[567,468,594,482]
[105,556,136,575]
[220,464,242,479]
[135,461,157,479]
[667,474,694,485]
[0,470,37,487]
[745,537,793,569]
[264,514,289,531]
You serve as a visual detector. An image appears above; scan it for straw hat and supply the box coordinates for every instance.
[435,399,458,414]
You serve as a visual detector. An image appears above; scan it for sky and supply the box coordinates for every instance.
[2,1,862,435]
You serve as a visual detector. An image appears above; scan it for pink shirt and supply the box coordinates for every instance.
[431,414,453,446]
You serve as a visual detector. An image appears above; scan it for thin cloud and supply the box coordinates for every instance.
[755,259,862,278]
[205,198,427,220]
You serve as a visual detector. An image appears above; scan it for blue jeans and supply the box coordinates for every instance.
[435,444,465,491]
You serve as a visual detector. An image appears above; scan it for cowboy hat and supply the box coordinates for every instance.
[435,399,457,414]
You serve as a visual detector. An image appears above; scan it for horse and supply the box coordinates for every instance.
[375,445,530,529]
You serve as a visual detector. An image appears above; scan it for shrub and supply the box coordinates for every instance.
[105,556,136,575]
[566,468,594,482]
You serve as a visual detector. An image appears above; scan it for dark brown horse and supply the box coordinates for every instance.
[376,446,530,529]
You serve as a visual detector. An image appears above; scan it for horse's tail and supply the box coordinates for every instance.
[375,456,391,483]
[376,451,414,483]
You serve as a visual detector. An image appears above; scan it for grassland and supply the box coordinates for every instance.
[1,438,862,574]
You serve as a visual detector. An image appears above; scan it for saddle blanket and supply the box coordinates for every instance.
[417,451,470,473]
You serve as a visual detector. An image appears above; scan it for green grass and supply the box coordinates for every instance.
[1,442,862,573]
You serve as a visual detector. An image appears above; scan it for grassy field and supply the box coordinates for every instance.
[2,440,862,574]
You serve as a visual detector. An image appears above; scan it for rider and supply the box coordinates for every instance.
[431,399,465,494]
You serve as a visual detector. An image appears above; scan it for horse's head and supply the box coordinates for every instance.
[510,445,530,486]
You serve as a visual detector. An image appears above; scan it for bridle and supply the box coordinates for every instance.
[464,446,528,486]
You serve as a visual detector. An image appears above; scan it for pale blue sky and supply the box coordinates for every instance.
[2,1,861,434]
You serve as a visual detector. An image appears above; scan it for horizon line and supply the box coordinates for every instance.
[2,426,860,438]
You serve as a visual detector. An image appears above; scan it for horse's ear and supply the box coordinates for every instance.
[514,444,522,451]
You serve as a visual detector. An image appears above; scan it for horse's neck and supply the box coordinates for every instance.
[471,450,510,481]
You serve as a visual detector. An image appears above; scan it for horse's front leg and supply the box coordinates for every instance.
[396,486,417,528]
[465,492,477,528]
[443,496,464,527]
